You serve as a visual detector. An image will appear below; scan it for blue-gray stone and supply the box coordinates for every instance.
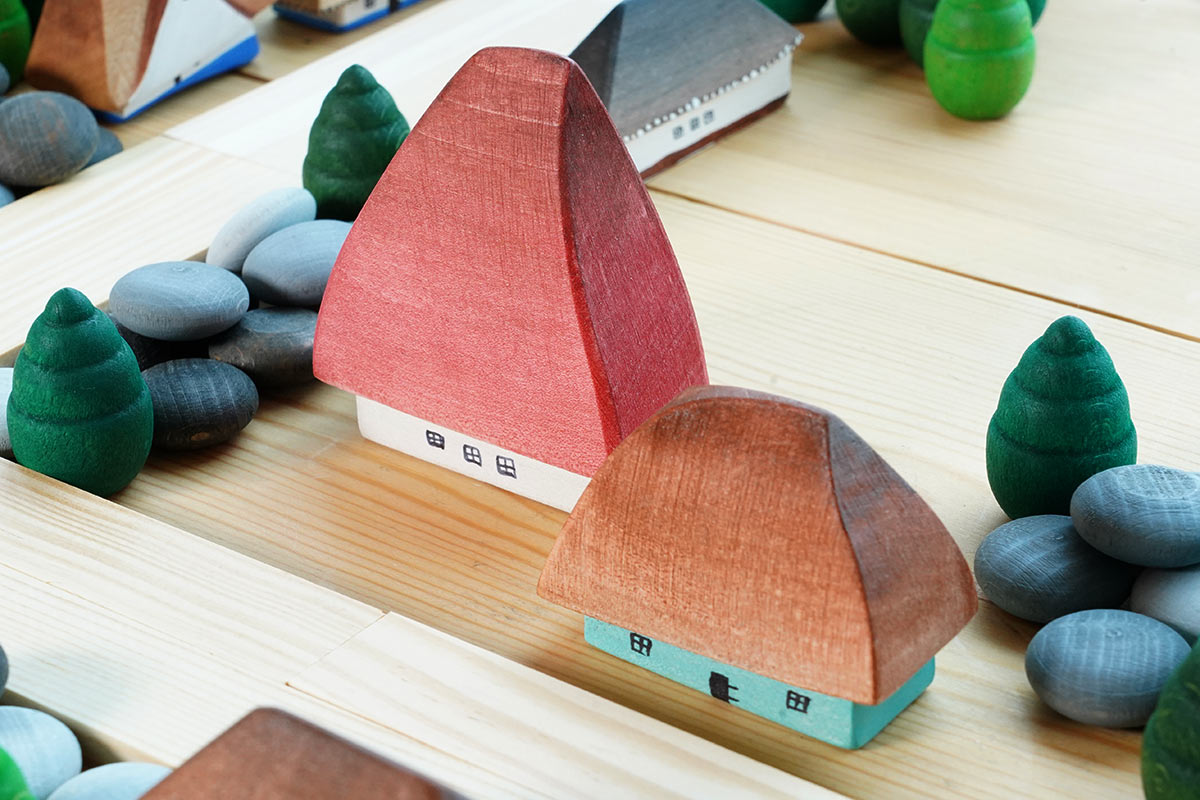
[83,129,123,168]
[1071,464,1200,568]
[143,359,258,451]
[0,64,9,96]
[109,262,249,342]
[0,183,13,208]
[0,706,82,799]
[0,641,7,695]
[241,219,351,307]
[974,515,1137,623]
[1025,609,1191,727]
[0,92,99,187]
[1,366,12,460]
[107,313,207,372]
[206,187,317,273]
[208,307,317,387]
[46,763,171,800]
[1131,564,1200,645]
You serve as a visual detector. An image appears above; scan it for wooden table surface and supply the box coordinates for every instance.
[1,1,1196,798]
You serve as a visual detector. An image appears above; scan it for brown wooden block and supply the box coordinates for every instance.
[142,709,461,799]
[539,385,977,705]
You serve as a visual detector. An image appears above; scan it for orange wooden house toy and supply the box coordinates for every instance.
[539,386,977,748]
[314,47,707,511]
[143,709,462,798]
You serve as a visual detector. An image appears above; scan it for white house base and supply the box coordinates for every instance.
[356,396,591,512]
[624,52,793,175]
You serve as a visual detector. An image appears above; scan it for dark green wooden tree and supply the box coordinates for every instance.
[1143,642,1200,800]
[0,746,34,800]
[835,0,901,47]
[0,0,30,83]
[902,0,1045,67]
[8,288,153,496]
[302,64,410,222]
[986,316,1136,519]
[925,0,1035,120]
[759,0,828,22]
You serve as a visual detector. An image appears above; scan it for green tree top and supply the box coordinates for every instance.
[1143,642,1200,800]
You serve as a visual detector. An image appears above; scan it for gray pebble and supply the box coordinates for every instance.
[241,219,351,307]
[143,359,258,451]
[0,64,9,96]
[208,308,317,387]
[83,129,123,168]
[975,515,1137,623]
[1025,609,1190,727]
[0,641,7,695]
[107,313,207,372]
[1131,565,1200,644]
[0,707,82,799]
[47,763,171,800]
[1071,464,1200,568]
[1,366,12,459]
[0,92,99,187]
[0,183,13,208]
[109,262,249,342]
[206,187,316,273]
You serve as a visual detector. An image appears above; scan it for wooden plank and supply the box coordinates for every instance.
[0,458,381,766]
[246,2,451,81]
[112,73,265,149]
[0,139,290,357]
[100,194,1193,797]
[170,0,621,179]
[288,614,842,800]
[649,1,1200,338]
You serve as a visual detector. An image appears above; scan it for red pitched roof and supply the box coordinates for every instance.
[315,47,706,476]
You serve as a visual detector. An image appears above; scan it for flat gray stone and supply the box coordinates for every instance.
[47,763,171,800]
[975,515,1137,623]
[241,219,351,307]
[0,366,12,459]
[1131,564,1200,644]
[0,707,83,799]
[143,359,258,451]
[208,307,317,387]
[1025,609,1190,728]
[0,183,13,208]
[109,262,249,342]
[84,128,123,168]
[0,92,99,187]
[206,187,316,273]
[1071,464,1200,567]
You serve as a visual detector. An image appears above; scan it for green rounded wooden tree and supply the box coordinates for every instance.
[0,747,34,800]
[759,0,828,22]
[835,0,901,47]
[0,0,30,83]
[986,316,1136,519]
[8,288,153,496]
[925,0,1035,120]
[899,0,938,65]
[1143,642,1200,800]
[302,64,410,222]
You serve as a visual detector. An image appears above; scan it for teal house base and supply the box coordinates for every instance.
[584,617,934,749]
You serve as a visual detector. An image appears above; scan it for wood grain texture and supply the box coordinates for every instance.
[539,385,976,703]
[315,47,706,477]
[25,0,165,112]
[100,194,1200,797]
[648,0,1200,339]
[289,614,843,800]
[142,709,455,799]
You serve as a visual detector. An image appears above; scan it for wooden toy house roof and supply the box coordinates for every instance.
[142,709,456,799]
[569,0,802,136]
[538,385,978,704]
[314,47,707,477]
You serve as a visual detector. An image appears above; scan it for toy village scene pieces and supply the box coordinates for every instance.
[0,1,1196,799]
